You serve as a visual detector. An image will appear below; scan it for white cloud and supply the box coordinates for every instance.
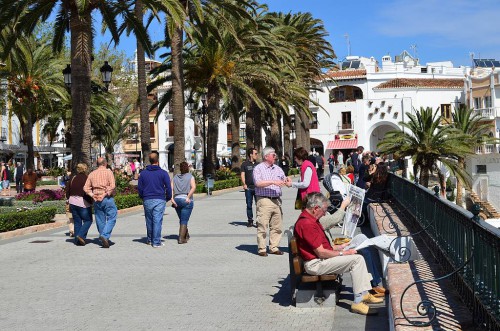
[375,0,500,48]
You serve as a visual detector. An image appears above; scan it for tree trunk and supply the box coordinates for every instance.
[283,115,291,157]
[135,0,151,166]
[205,85,220,177]
[70,10,93,172]
[170,23,185,175]
[254,104,262,154]
[230,108,241,172]
[296,109,310,151]
[25,114,35,170]
[246,101,255,151]
[269,113,281,156]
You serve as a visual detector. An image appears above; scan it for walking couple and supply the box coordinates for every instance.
[138,152,196,247]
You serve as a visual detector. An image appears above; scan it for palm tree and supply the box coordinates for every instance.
[0,0,168,172]
[451,105,498,205]
[1,34,68,170]
[378,107,472,189]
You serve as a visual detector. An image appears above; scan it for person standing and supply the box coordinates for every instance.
[316,153,325,179]
[22,168,38,193]
[253,147,287,256]
[14,162,24,193]
[84,157,117,248]
[352,146,364,185]
[134,158,141,179]
[171,161,196,244]
[138,152,172,248]
[1,163,11,195]
[241,148,259,227]
[337,150,344,168]
[328,153,335,174]
[66,163,93,246]
[287,147,320,207]
[280,153,291,177]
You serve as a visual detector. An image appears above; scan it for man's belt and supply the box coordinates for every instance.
[258,196,280,200]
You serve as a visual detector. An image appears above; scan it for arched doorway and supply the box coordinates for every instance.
[368,122,399,151]
[310,138,324,156]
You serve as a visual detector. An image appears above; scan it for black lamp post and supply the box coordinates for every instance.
[62,64,71,88]
[100,61,113,91]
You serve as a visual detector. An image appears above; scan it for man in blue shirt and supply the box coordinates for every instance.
[138,152,172,248]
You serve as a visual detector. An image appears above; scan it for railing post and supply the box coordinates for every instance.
[471,203,481,222]
[433,185,440,198]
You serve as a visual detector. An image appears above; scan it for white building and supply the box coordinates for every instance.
[306,51,469,157]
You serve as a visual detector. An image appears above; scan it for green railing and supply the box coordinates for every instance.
[388,173,500,330]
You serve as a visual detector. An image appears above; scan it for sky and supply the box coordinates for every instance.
[95,0,500,68]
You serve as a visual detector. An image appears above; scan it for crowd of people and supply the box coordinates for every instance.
[0,160,44,195]
[240,145,390,315]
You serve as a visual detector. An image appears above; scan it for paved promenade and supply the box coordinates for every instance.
[0,186,388,331]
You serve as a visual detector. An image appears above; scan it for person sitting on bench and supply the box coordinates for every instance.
[294,192,383,315]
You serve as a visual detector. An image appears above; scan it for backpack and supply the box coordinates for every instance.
[323,172,349,213]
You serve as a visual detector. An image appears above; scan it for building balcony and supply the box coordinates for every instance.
[472,107,499,120]
[476,144,498,154]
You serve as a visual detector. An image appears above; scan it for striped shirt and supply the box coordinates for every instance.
[83,167,116,199]
[253,162,285,198]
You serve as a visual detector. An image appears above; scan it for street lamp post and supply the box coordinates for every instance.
[187,95,208,178]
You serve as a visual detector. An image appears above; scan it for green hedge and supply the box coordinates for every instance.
[38,180,59,186]
[0,207,57,232]
[114,194,143,210]
[195,178,242,193]
[0,201,66,214]
[288,168,299,176]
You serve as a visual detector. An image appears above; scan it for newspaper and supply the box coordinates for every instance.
[342,234,394,256]
[342,184,365,238]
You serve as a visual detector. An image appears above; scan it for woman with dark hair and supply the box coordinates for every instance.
[66,163,93,246]
[286,147,320,209]
[171,161,196,244]
[360,162,389,225]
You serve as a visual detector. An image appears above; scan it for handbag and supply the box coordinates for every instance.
[294,191,303,210]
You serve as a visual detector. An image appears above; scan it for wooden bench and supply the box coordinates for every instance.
[286,228,341,308]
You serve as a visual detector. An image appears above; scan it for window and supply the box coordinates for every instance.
[341,112,352,129]
[473,97,481,109]
[149,122,155,139]
[476,165,487,174]
[239,128,246,141]
[310,113,318,129]
[484,96,492,108]
[128,123,138,139]
[0,127,6,142]
[290,114,296,129]
[168,120,174,137]
[239,113,246,123]
[353,88,363,100]
[440,104,452,122]
[333,89,345,101]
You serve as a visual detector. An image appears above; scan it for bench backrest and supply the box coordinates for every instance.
[290,236,305,276]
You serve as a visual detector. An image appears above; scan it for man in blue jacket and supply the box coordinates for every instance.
[138,152,172,248]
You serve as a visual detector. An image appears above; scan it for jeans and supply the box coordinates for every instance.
[143,199,166,246]
[244,188,256,220]
[2,180,9,191]
[94,197,118,240]
[358,247,382,287]
[15,178,22,193]
[70,204,93,240]
[174,197,194,226]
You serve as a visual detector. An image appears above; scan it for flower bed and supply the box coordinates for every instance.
[0,207,57,232]
[16,189,65,202]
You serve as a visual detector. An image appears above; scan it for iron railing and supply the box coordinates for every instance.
[388,173,500,330]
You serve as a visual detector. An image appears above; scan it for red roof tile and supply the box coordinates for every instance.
[374,78,464,89]
[323,69,366,80]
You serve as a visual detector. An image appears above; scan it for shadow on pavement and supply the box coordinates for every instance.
[270,276,293,307]
[228,221,251,227]
[132,237,150,245]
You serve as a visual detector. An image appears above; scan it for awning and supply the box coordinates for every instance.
[326,139,358,150]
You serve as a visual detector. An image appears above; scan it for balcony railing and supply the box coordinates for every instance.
[388,173,500,330]
[476,144,498,154]
[473,107,499,119]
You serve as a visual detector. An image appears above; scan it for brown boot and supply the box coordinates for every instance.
[186,227,190,241]
[178,225,188,244]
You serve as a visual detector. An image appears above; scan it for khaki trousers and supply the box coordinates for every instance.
[256,197,283,253]
[304,255,372,294]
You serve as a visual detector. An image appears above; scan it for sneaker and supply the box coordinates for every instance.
[362,292,384,304]
[351,302,378,315]
[152,243,165,248]
[99,236,110,248]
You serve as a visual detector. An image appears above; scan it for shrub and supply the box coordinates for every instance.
[194,178,242,193]
[114,172,134,194]
[16,189,66,202]
[0,207,57,232]
[114,194,143,210]
[190,170,204,184]
[38,180,59,186]
[288,168,300,176]
[215,168,237,180]
[46,167,65,177]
